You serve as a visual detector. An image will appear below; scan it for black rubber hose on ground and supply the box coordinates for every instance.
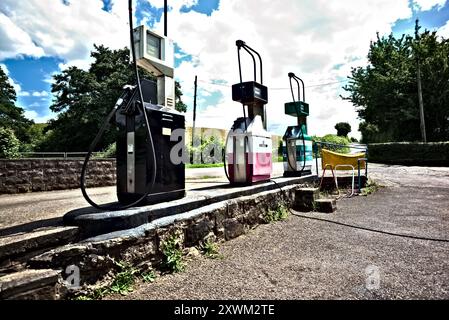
[269,180,449,243]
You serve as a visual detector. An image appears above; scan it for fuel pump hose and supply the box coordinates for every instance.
[80,0,157,211]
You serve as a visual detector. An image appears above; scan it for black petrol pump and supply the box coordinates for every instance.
[80,0,185,210]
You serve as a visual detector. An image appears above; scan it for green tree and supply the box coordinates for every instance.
[39,45,137,151]
[175,81,188,113]
[0,65,33,144]
[312,134,350,154]
[0,127,20,159]
[343,22,449,143]
[335,122,351,137]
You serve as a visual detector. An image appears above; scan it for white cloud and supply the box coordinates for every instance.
[32,90,49,97]
[413,0,447,11]
[438,20,449,38]
[0,0,130,69]
[18,91,30,97]
[153,0,414,139]
[1,0,428,139]
[0,13,45,60]
[146,0,199,11]
[24,110,54,123]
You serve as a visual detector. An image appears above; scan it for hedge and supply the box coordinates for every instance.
[368,142,449,166]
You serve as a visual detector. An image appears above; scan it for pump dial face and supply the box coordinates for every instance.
[146,32,161,59]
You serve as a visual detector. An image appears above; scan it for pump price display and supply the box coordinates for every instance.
[173,303,276,319]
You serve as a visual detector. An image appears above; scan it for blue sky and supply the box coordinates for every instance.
[1,0,448,137]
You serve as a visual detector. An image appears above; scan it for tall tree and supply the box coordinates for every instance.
[0,65,33,144]
[342,26,449,143]
[175,81,188,113]
[335,122,351,137]
[40,45,187,151]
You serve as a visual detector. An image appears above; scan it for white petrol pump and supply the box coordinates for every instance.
[224,40,273,185]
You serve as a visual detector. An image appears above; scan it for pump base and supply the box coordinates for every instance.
[283,170,312,178]
[117,189,186,206]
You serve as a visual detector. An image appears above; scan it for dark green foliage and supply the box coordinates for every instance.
[368,142,449,166]
[335,122,351,137]
[175,81,188,113]
[0,127,20,158]
[343,22,449,143]
[38,45,138,151]
[98,142,116,158]
[312,134,351,154]
[188,134,225,164]
[160,233,185,273]
[0,65,33,144]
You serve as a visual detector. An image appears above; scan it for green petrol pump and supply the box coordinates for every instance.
[283,72,313,177]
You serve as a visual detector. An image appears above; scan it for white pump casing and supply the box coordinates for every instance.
[226,115,273,184]
[132,25,175,109]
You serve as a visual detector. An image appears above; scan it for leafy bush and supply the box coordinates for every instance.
[98,142,116,158]
[0,127,20,159]
[368,142,449,166]
[198,238,221,259]
[335,122,351,137]
[313,134,350,155]
[109,260,139,296]
[160,233,185,273]
[264,204,289,223]
[188,134,225,164]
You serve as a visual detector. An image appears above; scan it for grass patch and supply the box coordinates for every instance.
[72,261,140,300]
[187,175,221,180]
[160,234,185,273]
[186,163,224,169]
[264,204,289,223]
[141,270,157,283]
[198,238,222,259]
[361,179,381,196]
[109,261,139,296]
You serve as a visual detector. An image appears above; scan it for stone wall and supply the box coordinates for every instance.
[0,159,116,194]
[27,185,298,299]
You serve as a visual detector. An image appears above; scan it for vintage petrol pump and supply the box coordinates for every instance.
[80,0,185,210]
[283,73,313,177]
[224,40,272,185]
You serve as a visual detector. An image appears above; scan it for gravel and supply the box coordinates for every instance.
[109,165,449,300]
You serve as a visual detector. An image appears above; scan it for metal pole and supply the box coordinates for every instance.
[164,0,168,37]
[192,75,198,148]
[415,19,427,143]
[417,62,427,142]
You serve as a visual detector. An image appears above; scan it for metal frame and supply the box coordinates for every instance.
[314,141,369,194]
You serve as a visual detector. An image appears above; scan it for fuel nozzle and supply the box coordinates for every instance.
[119,84,140,115]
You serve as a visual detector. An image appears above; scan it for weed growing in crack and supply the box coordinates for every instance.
[198,238,222,259]
[160,233,185,273]
[109,260,139,295]
[141,270,157,283]
[361,179,381,196]
[264,204,290,223]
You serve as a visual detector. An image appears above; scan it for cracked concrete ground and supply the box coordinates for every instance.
[110,164,449,300]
